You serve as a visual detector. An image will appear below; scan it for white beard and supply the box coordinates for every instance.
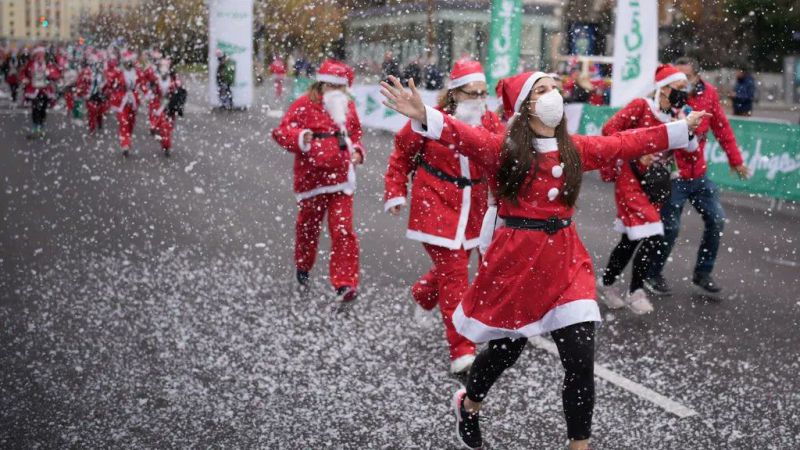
[323,90,349,127]
[454,99,486,126]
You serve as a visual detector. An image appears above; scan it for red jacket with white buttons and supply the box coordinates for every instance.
[383,107,504,250]
[272,93,365,201]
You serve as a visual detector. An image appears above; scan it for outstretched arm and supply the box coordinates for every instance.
[380,76,504,171]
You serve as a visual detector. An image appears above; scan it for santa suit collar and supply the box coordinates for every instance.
[642,97,676,124]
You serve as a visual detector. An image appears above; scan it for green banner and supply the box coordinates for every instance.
[486,0,522,92]
[576,104,800,201]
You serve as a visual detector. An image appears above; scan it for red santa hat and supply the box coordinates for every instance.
[316,59,354,87]
[448,58,485,89]
[497,71,553,117]
[32,46,46,56]
[121,50,137,63]
[654,64,687,88]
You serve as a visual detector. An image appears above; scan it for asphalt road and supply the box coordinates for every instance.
[1,80,799,449]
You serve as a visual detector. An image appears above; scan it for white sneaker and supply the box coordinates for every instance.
[598,283,626,309]
[626,289,654,315]
[450,354,476,374]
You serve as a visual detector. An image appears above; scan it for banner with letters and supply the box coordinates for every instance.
[208,0,254,108]
[486,0,523,92]
[610,0,658,107]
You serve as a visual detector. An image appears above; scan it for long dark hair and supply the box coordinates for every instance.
[497,95,582,207]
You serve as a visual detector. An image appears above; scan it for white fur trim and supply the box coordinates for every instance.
[665,120,690,149]
[316,73,348,86]
[642,97,674,124]
[298,129,312,152]
[295,180,355,202]
[513,71,549,114]
[448,72,486,89]
[655,72,687,88]
[384,196,406,212]
[411,105,444,140]
[533,137,559,153]
[687,135,699,152]
[452,299,601,343]
[463,237,480,250]
[405,230,463,250]
[613,218,664,240]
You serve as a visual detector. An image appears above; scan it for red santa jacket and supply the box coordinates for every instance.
[75,67,92,98]
[600,97,700,239]
[676,79,744,179]
[269,60,287,76]
[21,60,60,100]
[272,93,365,201]
[105,66,144,112]
[384,107,504,250]
[409,107,691,343]
[150,72,182,114]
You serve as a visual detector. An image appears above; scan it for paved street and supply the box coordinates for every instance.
[1,79,799,449]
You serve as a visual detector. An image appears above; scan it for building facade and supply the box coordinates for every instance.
[0,0,141,42]
[346,0,562,75]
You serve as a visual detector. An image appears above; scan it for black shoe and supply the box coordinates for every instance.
[452,388,482,449]
[643,275,672,296]
[335,285,357,302]
[296,269,310,288]
[163,149,171,158]
[693,273,721,293]
[122,149,129,158]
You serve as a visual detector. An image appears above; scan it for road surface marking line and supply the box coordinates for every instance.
[529,336,698,419]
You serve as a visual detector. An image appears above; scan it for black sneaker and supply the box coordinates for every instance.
[693,273,721,293]
[296,269,310,288]
[643,275,672,295]
[336,285,358,302]
[452,388,482,449]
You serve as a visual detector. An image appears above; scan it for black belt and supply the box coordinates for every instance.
[502,216,572,235]
[312,131,348,150]
[419,159,483,189]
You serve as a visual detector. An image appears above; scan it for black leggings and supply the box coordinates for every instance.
[465,321,595,441]
[602,234,665,293]
[31,93,48,126]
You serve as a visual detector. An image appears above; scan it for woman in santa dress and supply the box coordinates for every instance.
[21,46,60,139]
[380,73,708,450]
[272,59,365,302]
[383,59,504,374]
[597,64,701,314]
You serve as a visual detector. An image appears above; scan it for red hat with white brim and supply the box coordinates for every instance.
[448,58,485,89]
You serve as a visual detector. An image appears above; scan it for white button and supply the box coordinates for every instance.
[547,187,559,201]
[551,165,563,178]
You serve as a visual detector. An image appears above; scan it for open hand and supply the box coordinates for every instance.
[351,151,363,165]
[686,110,712,132]
[732,164,750,180]
[380,76,427,124]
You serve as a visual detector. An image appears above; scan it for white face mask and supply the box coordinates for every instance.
[532,89,564,128]
[454,99,486,126]
[323,89,349,126]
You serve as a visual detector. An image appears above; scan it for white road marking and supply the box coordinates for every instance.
[529,336,699,419]
[764,256,799,268]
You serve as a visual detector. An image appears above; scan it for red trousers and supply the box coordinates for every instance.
[295,192,359,289]
[274,77,284,98]
[87,100,106,133]
[116,104,137,150]
[155,112,174,150]
[421,243,477,360]
[65,91,75,112]
[148,99,160,131]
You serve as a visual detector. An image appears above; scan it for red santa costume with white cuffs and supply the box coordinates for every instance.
[410,72,691,342]
[106,50,144,156]
[150,58,182,156]
[601,65,700,240]
[271,59,364,299]
[383,59,504,370]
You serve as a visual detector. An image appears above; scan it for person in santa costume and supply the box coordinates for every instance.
[380,73,709,450]
[81,51,109,135]
[20,46,60,139]
[268,55,287,99]
[149,57,184,157]
[596,64,701,313]
[106,50,144,157]
[3,50,22,105]
[141,49,161,134]
[271,59,365,302]
[383,59,504,374]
